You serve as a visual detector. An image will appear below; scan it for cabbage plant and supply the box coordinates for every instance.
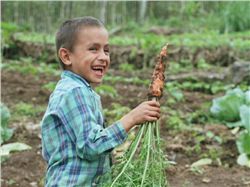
[0,103,13,144]
[210,88,250,167]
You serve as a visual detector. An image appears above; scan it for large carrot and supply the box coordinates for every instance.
[148,45,168,99]
[101,45,169,187]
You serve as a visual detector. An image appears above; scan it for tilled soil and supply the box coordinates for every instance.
[1,70,250,187]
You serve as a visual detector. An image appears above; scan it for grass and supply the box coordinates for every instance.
[103,74,150,86]
[104,103,130,122]
[11,102,46,121]
[42,82,57,92]
[165,80,232,95]
[5,27,250,51]
[95,84,118,98]
[1,58,60,76]
[119,63,135,72]
[110,30,250,51]
[13,32,55,45]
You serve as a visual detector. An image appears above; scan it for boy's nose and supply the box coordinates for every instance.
[98,51,109,62]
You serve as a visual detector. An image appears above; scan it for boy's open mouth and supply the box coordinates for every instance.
[91,66,105,76]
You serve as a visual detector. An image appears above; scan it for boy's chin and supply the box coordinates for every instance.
[90,82,102,87]
[90,79,103,86]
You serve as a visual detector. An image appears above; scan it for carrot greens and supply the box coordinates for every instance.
[101,45,169,187]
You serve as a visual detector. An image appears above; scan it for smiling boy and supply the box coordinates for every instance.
[41,16,160,186]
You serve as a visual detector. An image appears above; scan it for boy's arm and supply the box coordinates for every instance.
[57,88,128,161]
[120,100,160,132]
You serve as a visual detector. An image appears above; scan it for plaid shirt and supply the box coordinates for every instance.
[41,70,128,186]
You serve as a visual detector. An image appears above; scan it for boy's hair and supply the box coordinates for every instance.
[56,16,105,69]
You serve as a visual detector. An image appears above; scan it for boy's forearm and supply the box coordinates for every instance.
[120,114,136,132]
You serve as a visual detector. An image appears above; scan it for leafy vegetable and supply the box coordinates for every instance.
[210,88,245,122]
[0,142,32,163]
[191,158,212,168]
[240,105,250,132]
[210,88,250,167]
[0,103,13,144]
[236,131,250,155]
[245,90,250,105]
[237,153,250,167]
[0,142,32,157]
[95,84,118,98]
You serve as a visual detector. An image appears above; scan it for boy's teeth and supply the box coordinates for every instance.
[92,67,104,73]
[92,67,104,71]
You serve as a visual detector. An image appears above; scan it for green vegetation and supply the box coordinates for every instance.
[13,32,55,44]
[119,63,135,72]
[102,120,167,187]
[220,2,250,33]
[0,142,32,163]
[1,58,60,76]
[210,88,250,167]
[166,80,230,95]
[0,103,32,163]
[10,30,250,51]
[1,1,250,185]
[42,81,57,92]
[1,22,29,47]
[12,102,45,119]
[110,31,250,50]
[2,2,250,33]
[104,75,150,86]
[95,84,118,98]
[0,103,13,144]
[104,103,130,122]
[210,88,245,122]
[166,109,186,130]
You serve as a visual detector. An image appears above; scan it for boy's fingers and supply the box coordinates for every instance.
[147,105,161,113]
[147,111,160,118]
[147,100,160,107]
[145,116,159,122]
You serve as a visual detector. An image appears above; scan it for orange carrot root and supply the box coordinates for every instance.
[148,45,168,98]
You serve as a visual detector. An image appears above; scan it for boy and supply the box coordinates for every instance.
[41,16,160,186]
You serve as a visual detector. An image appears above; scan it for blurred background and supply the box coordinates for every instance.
[2,1,250,33]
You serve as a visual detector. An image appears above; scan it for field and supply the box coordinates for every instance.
[1,24,250,187]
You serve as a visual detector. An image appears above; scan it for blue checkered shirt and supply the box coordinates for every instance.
[41,70,128,186]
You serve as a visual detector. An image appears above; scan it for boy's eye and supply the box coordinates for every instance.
[104,49,110,54]
[89,47,97,51]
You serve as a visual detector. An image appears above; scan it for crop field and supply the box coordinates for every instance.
[1,2,250,187]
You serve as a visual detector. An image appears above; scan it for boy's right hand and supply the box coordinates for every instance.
[120,100,160,132]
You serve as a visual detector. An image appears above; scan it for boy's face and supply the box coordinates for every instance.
[66,26,110,84]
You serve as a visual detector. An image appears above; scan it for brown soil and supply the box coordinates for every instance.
[1,70,250,187]
[1,71,59,107]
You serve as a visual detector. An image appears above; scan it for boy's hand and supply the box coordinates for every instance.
[120,100,160,132]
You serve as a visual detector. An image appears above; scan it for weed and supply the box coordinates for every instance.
[166,110,186,130]
[0,103,13,144]
[42,82,57,92]
[104,103,130,122]
[12,102,45,119]
[118,63,135,72]
[95,84,118,98]
[2,59,60,76]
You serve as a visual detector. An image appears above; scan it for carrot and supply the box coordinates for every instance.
[101,44,169,187]
[148,45,168,98]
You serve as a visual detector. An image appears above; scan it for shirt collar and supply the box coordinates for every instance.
[61,70,92,89]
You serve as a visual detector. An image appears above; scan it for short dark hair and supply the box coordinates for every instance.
[56,16,105,69]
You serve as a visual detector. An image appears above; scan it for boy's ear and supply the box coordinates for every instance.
[58,48,72,66]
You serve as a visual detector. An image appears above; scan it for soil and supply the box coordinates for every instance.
[1,70,250,187]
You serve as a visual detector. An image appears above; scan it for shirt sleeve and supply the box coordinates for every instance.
[57,87,128,161]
